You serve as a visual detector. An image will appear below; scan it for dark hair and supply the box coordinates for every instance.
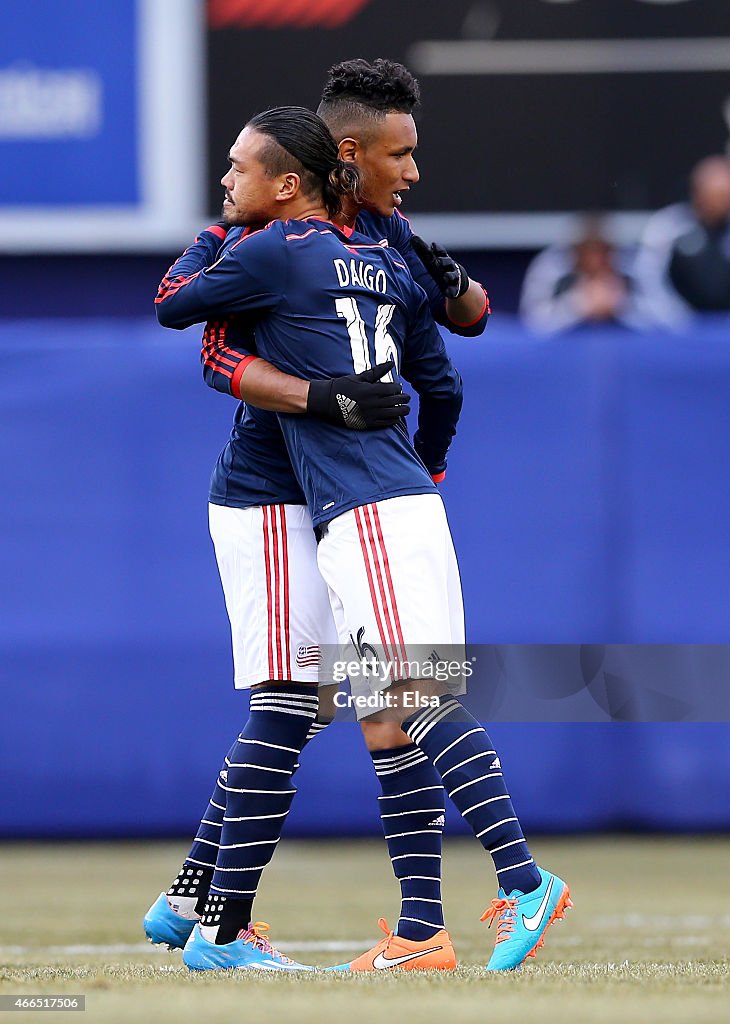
[317,58,420,140]
[246,106,361,217]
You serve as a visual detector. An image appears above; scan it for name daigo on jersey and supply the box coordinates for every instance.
[333,257,388,293]
[333,691,440,711]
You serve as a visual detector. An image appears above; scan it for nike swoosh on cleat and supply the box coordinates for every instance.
[521,877,555,932]
[372,945,443,969]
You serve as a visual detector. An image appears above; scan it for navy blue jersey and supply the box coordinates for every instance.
[156,218,463,527]
[355,209,490,337]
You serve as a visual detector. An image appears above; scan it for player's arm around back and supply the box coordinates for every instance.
[155,224,283,329]
[400,285,464,482]
[387,212,490,337]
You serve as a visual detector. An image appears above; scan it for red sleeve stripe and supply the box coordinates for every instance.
[447,285,490,328]
[205,224,227,240]
[155,268,202,304]
[231,354,259,398]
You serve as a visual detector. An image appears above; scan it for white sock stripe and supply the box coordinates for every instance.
[371,746,424,765]
[209,800,225,811]
[400,874,442,880]
[250,688,318,701]
[305,722,329,739]
[249,700,318,712]
[371,763,426,777]
[405,700,451,740]
[400,917,442,928]
[249,698,318,711]
[448,772,502,798]
[225,763,294,774]
[402,897,443,904]
[432,729,482,765]
[200,819,223,828]
[476,817,518,838]
[383,829,442,840]
[496,858,534,874]
[408,700,460,744]
[194,838,220,847]
[210,864,268,872]
[440,750,496,778]
[489,838,526,854]
[414,693,459,727]
[374,749,427,765]
[391,855,442,862]
[222,813,288,821]
[185,857,217,868]
[218,838,280,849]
[218,784,293,795]
[462,794,511,815]
[245,706,316,719]
[209,886,258,895]
[235,738,300,753]
[370,753,427,770]
[378,785,443,799]
[380,809,445,818]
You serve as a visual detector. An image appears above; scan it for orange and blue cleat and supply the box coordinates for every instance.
[481,866,572,971]
[327,917,457,972]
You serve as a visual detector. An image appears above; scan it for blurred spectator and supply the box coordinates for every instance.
[520,217,653,335]
[634,155,730,326]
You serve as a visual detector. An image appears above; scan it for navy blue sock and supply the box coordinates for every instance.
[178,706,329,916]
[201,684,318,943]
[371,743,446,941]
[405,696,541,895]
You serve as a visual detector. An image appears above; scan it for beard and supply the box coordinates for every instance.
[222,201,247,227]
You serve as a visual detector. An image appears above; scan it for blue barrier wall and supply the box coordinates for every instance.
[1,317,729,836]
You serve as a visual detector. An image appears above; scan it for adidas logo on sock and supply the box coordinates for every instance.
[489,757,501,770]
[428,814,446,827]
[219,770,228,783]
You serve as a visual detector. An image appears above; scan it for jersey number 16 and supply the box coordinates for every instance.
[335,297,399,381]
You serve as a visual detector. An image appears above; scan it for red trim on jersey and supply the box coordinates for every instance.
[154,266,202,304]
[270,505,283,679]
[201,323,233,380]
[306,216,354,238]
[278,505,292,679]
[446,285,490,328]
[371,504,407,665]
[231,354,260,398]
[262,507,275,679]
[205,224,227,240]
[354,507,394,667]
[361,505,401,677]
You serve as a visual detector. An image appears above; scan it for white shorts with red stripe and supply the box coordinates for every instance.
[316,494,465,699]
[209,502,337,688]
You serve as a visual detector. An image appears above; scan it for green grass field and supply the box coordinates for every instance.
[1,837,728,1023]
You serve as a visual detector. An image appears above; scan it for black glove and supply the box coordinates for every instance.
[411,235,469,299]
[307,359,410,430]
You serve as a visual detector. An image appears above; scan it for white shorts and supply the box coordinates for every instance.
[316,493,466,701]
[209,502,338,688]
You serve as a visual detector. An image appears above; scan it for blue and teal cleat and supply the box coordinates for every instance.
[182,921,315,972]
[143,893,197,950]
[481,866,572,971]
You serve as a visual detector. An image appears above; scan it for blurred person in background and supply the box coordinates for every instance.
[520,216,654,335]
[634,155,730,326]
